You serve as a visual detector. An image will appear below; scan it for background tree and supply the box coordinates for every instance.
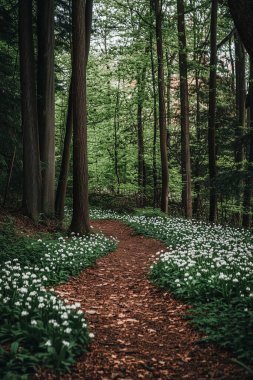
[70,0,93,234]
[18,0,41,222]
[37,0,55,217]
[177,0,192,218]
[208,0,218,222]
[152,0,169,213]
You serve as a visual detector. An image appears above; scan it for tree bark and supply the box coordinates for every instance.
[113,82,120,194]
[208,0,218,223]
[234,31,245,164]
[37,0,55,217]
[70,0,93,234]
[3,148,16,206]
[150,29,158,208]
[227,1,253,58]
[18,0,41,222]
[137,50,148,200]
[55,0,93,222]
[55,79,73,221]
[242,60,253,228]
[177,0,192,218]
[152,0,169,213]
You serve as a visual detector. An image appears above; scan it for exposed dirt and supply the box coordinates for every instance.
[35,220,249,379]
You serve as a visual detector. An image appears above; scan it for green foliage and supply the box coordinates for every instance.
[89,193,136,213]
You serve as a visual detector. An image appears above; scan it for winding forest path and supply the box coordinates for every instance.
[42,220,247,379]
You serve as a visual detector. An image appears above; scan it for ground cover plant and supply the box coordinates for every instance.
[90,208,253,366]
[0,218,116,379]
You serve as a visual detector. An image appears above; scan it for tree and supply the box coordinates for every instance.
[152,0,169,213]
[70,0,93,234]
[37,0,55,217]
[136,46,148,201]
[227,1,253,59]
[242,62,253,227]
[55,79,73,221]
[208,0,218,222]
[18,0,41,222]
[177,0,192,218]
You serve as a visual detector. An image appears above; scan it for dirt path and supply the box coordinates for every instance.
[40,220,248,379]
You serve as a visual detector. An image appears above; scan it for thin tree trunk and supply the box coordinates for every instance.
[55,80,73,221]
[242,60,253,227]
[70,0,93,234]
[177,0,192,218]
[37,0,55,217]
[234,31,245,224]
[113,82,120,194]
[152,0,169,213]
[208,0,218,223]
[235,31,245,164]
[18,0,41,222]
[3,148,16,206]
[150,30,158,208]
[137,50,148,201]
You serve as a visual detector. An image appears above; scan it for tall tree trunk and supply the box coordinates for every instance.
[113,82,120,194]
[242,60,253,227]
[208,0,218,223]
[177,0,192,218]
[55,80,73,221]
[150,29,158,208]
[234,31,245,223]
[234,32,245,164]
[70,0,93,234]
[152,0,169,213]
[18,0,41,222]
[37,0,55,217]
[55,0,92,222]
[137,52,148,201]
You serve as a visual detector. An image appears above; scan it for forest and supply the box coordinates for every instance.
[1,0,253,379]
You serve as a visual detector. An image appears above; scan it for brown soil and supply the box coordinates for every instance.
[35,220,249,379]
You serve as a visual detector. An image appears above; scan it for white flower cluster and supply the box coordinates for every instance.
[30,233,116,282]
[0,233,115,350]
[124,215,253,301]
[0,259,87,347]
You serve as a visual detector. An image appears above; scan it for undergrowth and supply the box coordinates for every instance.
[91,208,253,368]
[0,217,116,379]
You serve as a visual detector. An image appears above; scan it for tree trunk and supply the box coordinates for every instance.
[37,0,55,217]
[152,0,169,213]
[114,82,120,194]
[150,29,158,208]
[18,0,41,222]
[137,50,148,201]
[208,0,218,223]
[55,1,92,222]
[234,31,245,224]
[70,0,93,234]
[55,79,73,221]
[3,148,16,206]
[242,60,253,227]
[177,0,192,218]
[234,31,245,164]
[227,1,253,58]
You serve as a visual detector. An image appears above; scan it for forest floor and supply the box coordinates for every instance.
[35,220,249,380]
